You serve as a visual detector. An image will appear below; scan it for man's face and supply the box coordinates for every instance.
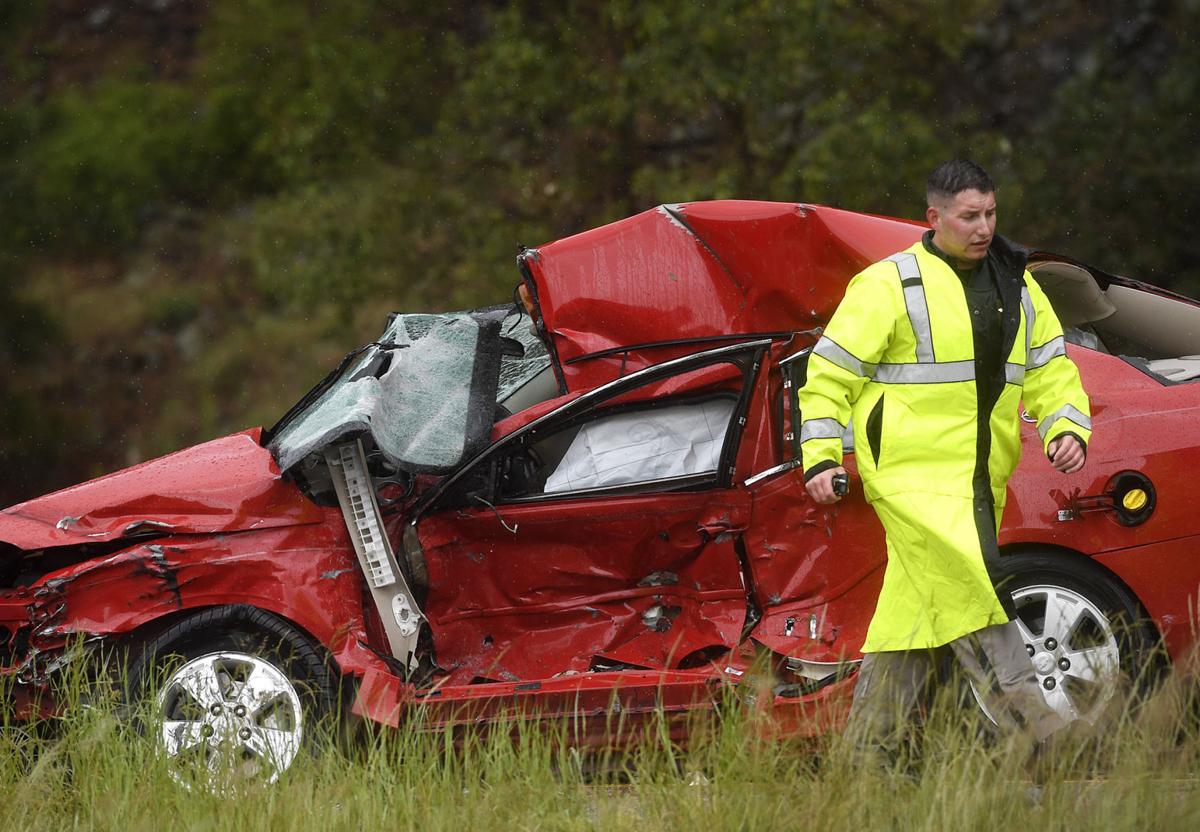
[926,188,997,267]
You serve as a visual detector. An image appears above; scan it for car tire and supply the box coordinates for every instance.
[973,550,1158,727]
[126,605,337,789]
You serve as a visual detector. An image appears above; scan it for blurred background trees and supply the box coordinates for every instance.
[1,0,1196,502]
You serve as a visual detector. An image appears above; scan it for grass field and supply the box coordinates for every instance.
[2,664,1199,832]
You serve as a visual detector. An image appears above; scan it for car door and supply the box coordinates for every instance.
[741,349,887,668]
[408,340,769,686]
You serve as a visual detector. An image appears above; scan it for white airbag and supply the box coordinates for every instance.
[544,399,736,493]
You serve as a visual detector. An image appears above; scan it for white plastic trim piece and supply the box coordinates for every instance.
[391,594,419,638]
[783,657,862,682]
[335,443,396,589]
[325,439,425,668]
[743,459,798,487]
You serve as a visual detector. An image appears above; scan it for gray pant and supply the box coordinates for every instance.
[847,620,1068,754]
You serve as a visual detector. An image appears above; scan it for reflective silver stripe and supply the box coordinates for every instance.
[813,336,876,378]
[1038,404,1092,440]
[800,418,848,443]
[1021,286,1035,358]
[1027,335,1066,370]
[1005,363,1025,385]
[874,360,975,384]
[887,252,934,363]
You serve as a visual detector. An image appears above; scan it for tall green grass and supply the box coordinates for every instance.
[2,662,1199,831]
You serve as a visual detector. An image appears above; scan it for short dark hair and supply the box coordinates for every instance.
[926,159,994,206]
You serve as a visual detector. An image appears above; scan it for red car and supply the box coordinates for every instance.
[2,201,1197,782]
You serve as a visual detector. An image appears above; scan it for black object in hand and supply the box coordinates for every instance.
[832,472,849,497]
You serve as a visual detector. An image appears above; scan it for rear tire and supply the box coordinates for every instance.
[977,551,1158,726]
[126,606,336,789]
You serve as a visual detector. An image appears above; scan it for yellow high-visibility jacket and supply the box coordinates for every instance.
[797,235,1092,650]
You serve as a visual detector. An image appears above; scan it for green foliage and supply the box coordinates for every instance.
[782,95,947,214]
[0,1,1198,502]
[2,660,1200,830]
[196,0,445,189]
[7,80,209,249]
[1012,8,1200,284]
[0,1,41,73]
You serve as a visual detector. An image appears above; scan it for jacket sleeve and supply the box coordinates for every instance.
[1021,273,1093,455]
[796,265,900,479]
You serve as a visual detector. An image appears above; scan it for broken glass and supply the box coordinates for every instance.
[270,307,549,474]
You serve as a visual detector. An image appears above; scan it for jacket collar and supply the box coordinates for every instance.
[916,231,1027,362]
[919,230,1028,280]
[987,234,1028,364]
[985,233,1030,285]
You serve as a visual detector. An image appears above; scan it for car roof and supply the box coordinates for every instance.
[521,200,926,392]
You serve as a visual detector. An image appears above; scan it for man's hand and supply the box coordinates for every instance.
[1048,435,1086,474]
[806,466,847,505]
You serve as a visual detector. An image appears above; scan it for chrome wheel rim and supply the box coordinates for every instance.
[973,583,1121,727]
[156,651,303,789]
[1012,583,1121,724]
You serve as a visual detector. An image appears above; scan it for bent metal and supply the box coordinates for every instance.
[0,201,1193,777]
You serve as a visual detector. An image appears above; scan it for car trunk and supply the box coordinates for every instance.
[520,201,926,393]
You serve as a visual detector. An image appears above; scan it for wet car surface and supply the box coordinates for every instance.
[3,201,1198,779]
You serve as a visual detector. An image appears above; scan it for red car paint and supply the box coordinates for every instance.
[2,201,1198,742]
[524,202,925,392]
[0,429,324,549]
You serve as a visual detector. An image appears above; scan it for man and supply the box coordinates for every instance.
[797,159,1090,758]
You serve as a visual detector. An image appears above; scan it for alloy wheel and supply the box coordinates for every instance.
[972,582,1122,728]
[1010,583,1121,724]
[157,651,303,789]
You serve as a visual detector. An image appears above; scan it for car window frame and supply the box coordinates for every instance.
[779,348,808,464]
[495,390,743,503]
[411,339,772,518]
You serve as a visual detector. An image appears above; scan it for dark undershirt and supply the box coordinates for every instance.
[958,259,1004,384]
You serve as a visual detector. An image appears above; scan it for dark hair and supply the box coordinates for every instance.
[926,159,994,205]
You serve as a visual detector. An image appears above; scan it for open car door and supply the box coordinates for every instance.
[741,348,887,682]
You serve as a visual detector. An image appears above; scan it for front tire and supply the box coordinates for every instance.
[126,606,336,789]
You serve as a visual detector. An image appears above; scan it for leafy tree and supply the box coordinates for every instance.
[0,0,1196,503]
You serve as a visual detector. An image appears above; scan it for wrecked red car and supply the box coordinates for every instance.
[3,201,1199,781]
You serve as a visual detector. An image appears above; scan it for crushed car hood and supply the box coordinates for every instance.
[522,200,926,391]
[0,429,324,550]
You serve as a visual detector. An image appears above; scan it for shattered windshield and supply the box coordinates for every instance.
[269,307,550,475]
[498,311,551,399]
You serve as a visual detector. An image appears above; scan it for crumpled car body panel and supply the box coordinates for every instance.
[741,457,885,663]
[0,429,324,550]
[523,201,925,392]
[418,491,750,685]
[3,201,1200,743]
[0,516,395,716]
